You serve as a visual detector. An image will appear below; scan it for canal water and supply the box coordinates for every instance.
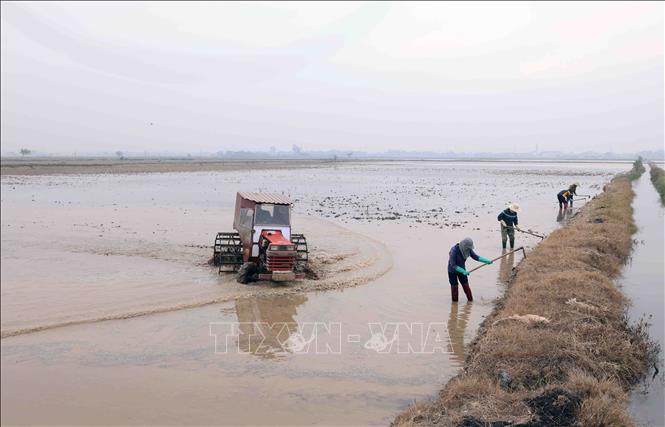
[625,167,665,427]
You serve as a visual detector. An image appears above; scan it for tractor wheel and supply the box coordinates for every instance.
[237,262,258,284]
[213,232,243,273]
[290,233,308,270]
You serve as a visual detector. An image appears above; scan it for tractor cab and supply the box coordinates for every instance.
[213,192,308,283]
[233,192,293,260]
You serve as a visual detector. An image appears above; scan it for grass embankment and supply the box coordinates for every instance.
[649,162,665,204]
[394,161,655,427]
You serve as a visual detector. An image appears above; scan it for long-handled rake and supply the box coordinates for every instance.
[503,225,546,240]
[468,247,527,274]
[516,228,546,239]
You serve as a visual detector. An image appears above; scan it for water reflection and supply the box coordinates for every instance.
[234,294,307,358]
[497,248,515,285]
[565,206,575,220]
[447,302,472,367]
[556,206,576,223]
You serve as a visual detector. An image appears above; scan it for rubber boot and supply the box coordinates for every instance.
[510,236,515,249]
[451,285,459,302]
[461,283,473,302]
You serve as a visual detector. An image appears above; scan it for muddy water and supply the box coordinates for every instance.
[1,161,628,425]
[0,181,390,336]
[625,168,665,427]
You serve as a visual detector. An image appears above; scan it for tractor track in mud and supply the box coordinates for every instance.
[1,224,393,339]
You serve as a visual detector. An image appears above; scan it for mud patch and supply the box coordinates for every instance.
[523,388,579,426]
[455,389,580,427]
[300,264,320,280]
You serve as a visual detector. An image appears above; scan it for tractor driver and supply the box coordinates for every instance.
[256,205,273,224]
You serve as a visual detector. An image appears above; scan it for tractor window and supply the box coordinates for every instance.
[255,204,290,226]
[239,208,254,229]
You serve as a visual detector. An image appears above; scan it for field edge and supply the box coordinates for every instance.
[393,165,656,427]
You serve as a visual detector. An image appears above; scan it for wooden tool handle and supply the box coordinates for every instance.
[467,247,526,274]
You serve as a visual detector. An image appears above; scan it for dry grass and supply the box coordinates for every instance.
[393,173,655,426]
[567,371,634,427]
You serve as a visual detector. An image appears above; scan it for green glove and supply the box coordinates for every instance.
[478,256,493,265]
[454,266,470,276]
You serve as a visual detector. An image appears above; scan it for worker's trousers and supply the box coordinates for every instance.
[501,225,515,249]
[451,283,473,302]
[557,195,568,209]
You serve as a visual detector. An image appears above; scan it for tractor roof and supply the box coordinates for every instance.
[238,192,292,205]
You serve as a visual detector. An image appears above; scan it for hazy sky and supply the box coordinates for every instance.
[1,1,663,154]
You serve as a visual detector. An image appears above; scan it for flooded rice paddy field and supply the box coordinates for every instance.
[1,161,630,425]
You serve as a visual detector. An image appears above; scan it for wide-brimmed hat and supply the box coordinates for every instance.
[507,203,521,212]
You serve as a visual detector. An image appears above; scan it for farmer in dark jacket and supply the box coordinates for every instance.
[497,203,520,249]
[447,238,492,302]
[568,183,579,207]
[557,189,573,209]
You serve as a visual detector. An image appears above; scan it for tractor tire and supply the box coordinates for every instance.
[237,262,258,284]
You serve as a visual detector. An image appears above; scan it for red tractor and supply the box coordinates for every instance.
[213,192,308,283]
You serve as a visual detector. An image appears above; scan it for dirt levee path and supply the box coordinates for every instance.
[394,167,655,426]
[0,158,340,176]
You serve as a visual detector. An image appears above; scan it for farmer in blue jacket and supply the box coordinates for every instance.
[447,238,492,302]
[497,203,521,249]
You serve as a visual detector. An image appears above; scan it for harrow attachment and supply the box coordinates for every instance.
[290,233,309,269]
[213,232,243,273]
